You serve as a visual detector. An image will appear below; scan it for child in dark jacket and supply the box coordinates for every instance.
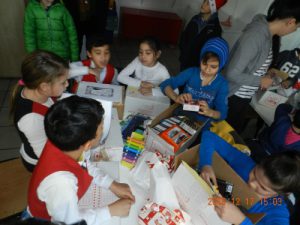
[246,103,300,163]
[179,0,227,71]
[24,0,79,61]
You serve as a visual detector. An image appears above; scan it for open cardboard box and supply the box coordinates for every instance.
[123,86,170,119]
[174,145,265,224]
[145,103,207,156]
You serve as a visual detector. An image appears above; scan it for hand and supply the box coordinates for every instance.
[139,87,153,96]
[260,76,273,90]
[110,181,135,202]
[214,200,246,224]
[108,198,133,217]
[175,93,192,104]
[88,68,101,76]
[200,165,217,186]
[140,81,154,88]
[281,79,292,89]
[198,100,212,117]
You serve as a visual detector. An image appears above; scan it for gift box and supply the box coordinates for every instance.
[257,89,288,108]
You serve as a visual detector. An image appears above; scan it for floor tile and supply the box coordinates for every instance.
[0,127,21,150]
[0,108,13,127]
[0,79,10,91]
[0,148,19,162]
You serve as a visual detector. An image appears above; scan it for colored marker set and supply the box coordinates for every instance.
[121,130,145,169]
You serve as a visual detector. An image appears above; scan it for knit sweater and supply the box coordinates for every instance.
[223,15,272,96]
[160,67,228,122]
[199,131,290,225]
[24,0,79,61]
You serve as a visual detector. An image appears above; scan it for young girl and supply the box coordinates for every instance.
[10,50,69,172]
[224,0,300,133]
[160,37,229,129]
[117,37,170,96]
[24,0,79,62]
[198,130,300,225]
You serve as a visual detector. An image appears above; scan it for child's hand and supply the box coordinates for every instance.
[281,79,292,89]
[200,165,217,186]
[139,87,153,96]
[140,81,154,88]
[110,181,136,202]
[214,199,246,224]
[108,198,133,217]
[198,100,212,116]
[88,68,101,80]
[260,75,273,90]
[175,93,192,104]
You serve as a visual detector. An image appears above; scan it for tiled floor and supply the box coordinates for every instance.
[0,38,181,163]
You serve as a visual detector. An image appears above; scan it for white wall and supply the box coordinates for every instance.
[116,0,300,51]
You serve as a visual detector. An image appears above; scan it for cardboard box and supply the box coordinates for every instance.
[257,89,288,109]
[123,86,170,119]
[145,103,207,156]
[175,146,264,224]
[77,82,125,120]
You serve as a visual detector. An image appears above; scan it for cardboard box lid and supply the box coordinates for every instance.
[125,86,170,104]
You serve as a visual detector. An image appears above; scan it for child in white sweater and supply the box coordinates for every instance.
[117,37,170,96]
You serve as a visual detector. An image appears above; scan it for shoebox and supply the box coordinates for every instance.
[123,86,170,119]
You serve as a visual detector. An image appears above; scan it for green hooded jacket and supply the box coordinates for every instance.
[24,0,79,61]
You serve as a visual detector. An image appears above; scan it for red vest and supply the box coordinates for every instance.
[28,141,93,220]
[71,59,115,93]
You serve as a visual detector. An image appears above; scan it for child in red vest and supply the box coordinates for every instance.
[27,96,134,225]
[69,35,118,93]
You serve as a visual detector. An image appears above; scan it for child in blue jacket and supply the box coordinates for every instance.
[160,37,229,129]
[198,130,300,225]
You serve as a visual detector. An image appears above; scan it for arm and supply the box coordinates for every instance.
[38,172,112,225]
[69,61,88,78]
[224,34,264,88]
[63,8,79,61]
[18,114,47,158]
[212,79,229,120]
[24,6,37,53]
[117,57,141,87]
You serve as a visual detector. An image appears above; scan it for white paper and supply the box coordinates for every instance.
[77,81,123,103]
[172,163,230,225]
[78,162,119,209]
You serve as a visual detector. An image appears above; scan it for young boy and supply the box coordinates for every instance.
[27,96,135,225]
[179,0,227,72]
[69,35,118,93]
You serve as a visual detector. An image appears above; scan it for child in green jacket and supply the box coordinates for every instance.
[24,0,79,62]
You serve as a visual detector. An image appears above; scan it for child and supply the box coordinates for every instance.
[24,0,79,62]
[198,130,300,225]
[224,0,300,133]
[27,96,135,224]
[10,50,69,172]
[179,0,227,71]
[273,48,300,96]
[68,35,118,93]
[160,37,229,129]
[246,103,300,163]
[117,36,170,96]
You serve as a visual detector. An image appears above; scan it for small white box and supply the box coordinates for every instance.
[257,90,288,109]
[123,86,170,119]
[183,103,200,112]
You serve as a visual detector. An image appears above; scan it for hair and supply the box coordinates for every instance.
[200,52,220,65]
[259,151,300,194]
[86,35,111,53]
[267,0,300,66]
[139,36,162,55]
[293,109,300,129]
[44,96,104,151]
[9,50,69,115]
